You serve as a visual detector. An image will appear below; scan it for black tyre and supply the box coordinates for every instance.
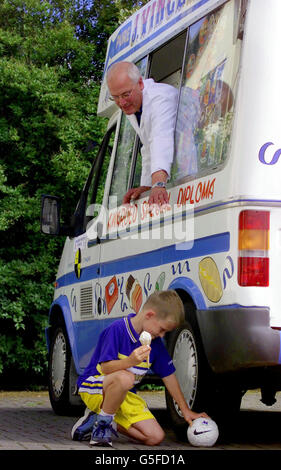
[165,320,212,437]
[48,325,83,416]
[166,312,243,438]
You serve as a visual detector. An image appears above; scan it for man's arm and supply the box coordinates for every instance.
[146,87,178,206]
[149,169,169,205]
[123,86,177,206]
[163,373,209,425]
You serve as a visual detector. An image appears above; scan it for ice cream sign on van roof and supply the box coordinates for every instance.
[98,0,222,115]
[104,0,216,73]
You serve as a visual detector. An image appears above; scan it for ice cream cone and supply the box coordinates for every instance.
[139,331,151,367]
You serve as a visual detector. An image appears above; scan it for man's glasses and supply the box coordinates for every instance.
[109,86,136,102]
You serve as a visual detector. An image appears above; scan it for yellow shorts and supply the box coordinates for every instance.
[79,388,154,430]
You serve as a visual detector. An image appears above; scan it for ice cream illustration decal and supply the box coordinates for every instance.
[105,276,118,313]
[126,275,143,313]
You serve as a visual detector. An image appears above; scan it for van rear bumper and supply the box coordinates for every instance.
[197,307,281,373]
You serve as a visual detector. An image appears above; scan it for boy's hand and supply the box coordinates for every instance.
[129,345,151,366]
[183,410,210,427]
[163,373,210,426]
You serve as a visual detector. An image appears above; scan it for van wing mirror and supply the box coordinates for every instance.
[41,195,61,235]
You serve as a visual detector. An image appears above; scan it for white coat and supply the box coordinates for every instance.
[127,79,178,187]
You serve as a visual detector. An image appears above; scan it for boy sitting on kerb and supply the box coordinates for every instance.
[71,290,208,446]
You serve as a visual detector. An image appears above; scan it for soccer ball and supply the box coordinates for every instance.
[187,417,219,447]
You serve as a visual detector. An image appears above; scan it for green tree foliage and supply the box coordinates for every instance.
[0,0,131,384]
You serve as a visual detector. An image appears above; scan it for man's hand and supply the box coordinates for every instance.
[123,185,170,208]
[149,169,169,207]
[148,186,170,206]
[123,170,169,206]
[123,186,151,204]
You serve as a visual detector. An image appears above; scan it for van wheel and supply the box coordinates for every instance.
[165,320,208,436]
[48,325,82,416]
[165,319,242,438]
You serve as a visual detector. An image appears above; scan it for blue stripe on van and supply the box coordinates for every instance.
[56,231,230,288]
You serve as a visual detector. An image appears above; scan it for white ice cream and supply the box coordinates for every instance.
[139,331,152,346]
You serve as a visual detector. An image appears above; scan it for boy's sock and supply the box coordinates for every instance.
[99,409,115,419]
[99,409,117,432]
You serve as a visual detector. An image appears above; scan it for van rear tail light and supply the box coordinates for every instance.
[238,257,269,287]
[238,210,269,286]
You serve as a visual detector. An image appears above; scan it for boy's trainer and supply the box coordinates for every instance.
[71,408,97,441]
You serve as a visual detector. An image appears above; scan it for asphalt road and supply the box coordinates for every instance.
[1,389,281,464]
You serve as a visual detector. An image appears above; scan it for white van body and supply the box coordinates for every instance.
[42,0,281,423]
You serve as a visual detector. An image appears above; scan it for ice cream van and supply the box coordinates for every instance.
[41,0,281,432]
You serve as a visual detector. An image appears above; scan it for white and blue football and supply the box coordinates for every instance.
[187,417,219,447]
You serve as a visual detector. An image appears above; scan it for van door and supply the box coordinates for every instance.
[46,125,116,414]
[67,126,116,370]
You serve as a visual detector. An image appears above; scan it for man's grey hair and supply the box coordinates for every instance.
[106,61,141,84]
[126,62,141,82]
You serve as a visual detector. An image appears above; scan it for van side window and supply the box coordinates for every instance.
[83,127,115,232]
[109,113,136,207]
[173,2,242,182]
